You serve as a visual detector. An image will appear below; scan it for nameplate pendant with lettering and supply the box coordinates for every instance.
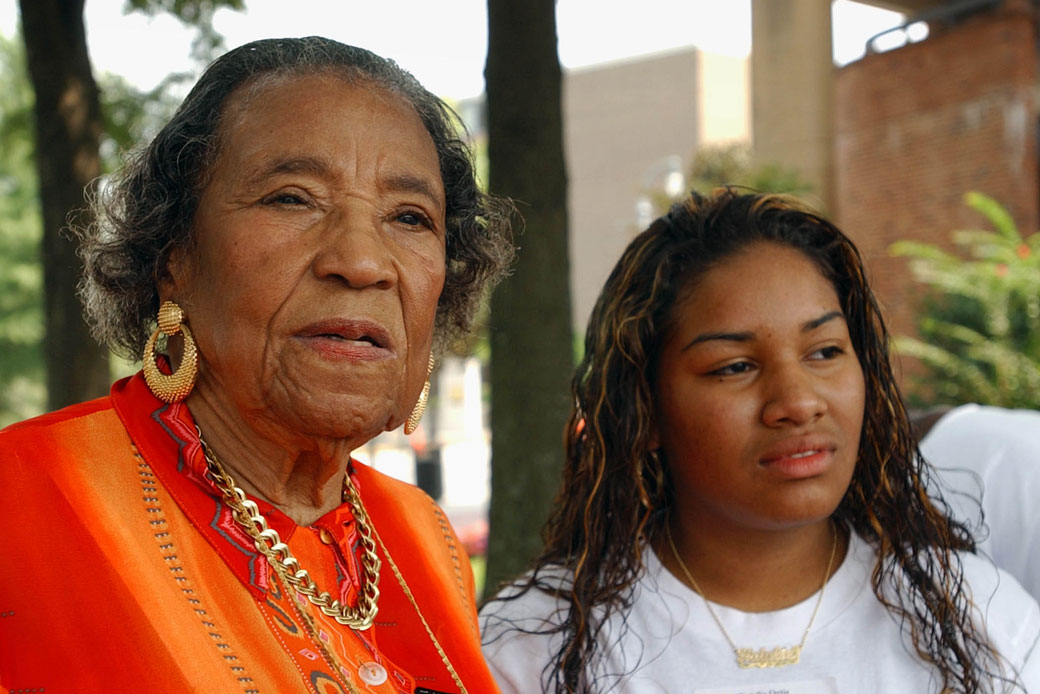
[735,645,802,668]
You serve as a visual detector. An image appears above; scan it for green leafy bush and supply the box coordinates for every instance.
[0,33,45,426]
[686,141,814,198]
[890,192,1040,407]
[642,142,815,218]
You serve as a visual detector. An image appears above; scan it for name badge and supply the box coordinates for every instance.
[694,677,839,694]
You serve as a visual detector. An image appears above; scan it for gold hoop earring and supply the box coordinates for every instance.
[142,301,198,403]
[404,354,435,435]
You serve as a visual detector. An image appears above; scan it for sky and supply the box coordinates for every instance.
[0,0,908,100]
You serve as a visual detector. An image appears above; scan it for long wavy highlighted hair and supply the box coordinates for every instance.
[490,190,1007,693]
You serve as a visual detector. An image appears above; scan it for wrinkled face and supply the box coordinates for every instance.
[166,74,446,442]
[653,242,865,533]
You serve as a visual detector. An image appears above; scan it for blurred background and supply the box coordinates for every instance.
[3,0,1038,594]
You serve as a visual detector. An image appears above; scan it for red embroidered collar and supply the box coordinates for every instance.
[111,372,365,604]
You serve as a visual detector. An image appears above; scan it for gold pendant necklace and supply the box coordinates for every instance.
[665,523,838,669]
[198,433,382,630]
[275,569,360,694]
[368,519,469,694]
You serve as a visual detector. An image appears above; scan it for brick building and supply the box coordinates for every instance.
[563,1,1040,345]
[463,1,1038,350]
[753,0,1039,351]
[833,2,1038,340]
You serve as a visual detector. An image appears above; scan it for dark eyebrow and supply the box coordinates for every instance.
[804,310,844,332]
[681,330,754,352]
[681,310,845,352]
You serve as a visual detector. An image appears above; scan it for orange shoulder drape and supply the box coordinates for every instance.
[0,373,499,694]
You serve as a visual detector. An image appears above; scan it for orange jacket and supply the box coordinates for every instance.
[0,373,499,694]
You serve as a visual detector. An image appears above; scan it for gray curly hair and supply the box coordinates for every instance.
[79,36,513,359]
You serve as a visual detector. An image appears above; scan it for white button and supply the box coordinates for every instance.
[358,661,388,686]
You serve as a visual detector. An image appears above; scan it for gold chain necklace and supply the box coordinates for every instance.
[665,523,838,669]
[199,432,467,690]
[198,433,382,630]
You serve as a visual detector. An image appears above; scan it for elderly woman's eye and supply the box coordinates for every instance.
[396,210,432,228]
[262,191,308,206]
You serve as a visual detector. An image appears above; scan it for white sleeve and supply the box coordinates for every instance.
[961,552,1040,692]
[1017,626,1040,693]
[922,405,1040,602]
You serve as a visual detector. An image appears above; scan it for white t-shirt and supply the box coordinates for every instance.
[921,404,1040,601]
[480,533,1040,693]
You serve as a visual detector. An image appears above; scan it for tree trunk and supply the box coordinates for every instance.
[485,0,573,593]
[20,0,110,411]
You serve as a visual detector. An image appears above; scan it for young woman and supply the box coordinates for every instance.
[480,190,1039,693]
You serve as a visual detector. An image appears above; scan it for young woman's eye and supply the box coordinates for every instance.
[709,361,755,377]
[809,345,845,361]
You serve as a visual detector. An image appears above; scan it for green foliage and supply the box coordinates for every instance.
[890,192,1040,407]
[124,0,245,62]
[0,32,45,426]
[687,141,814,197]
[99,71,186,170]
[0,1,246,426]
[105,0,246,157]
[0,30,186,426]
[645,141,814,216]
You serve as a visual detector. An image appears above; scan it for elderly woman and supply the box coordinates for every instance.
[0,37,511,693]
[480,191,1039,693]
